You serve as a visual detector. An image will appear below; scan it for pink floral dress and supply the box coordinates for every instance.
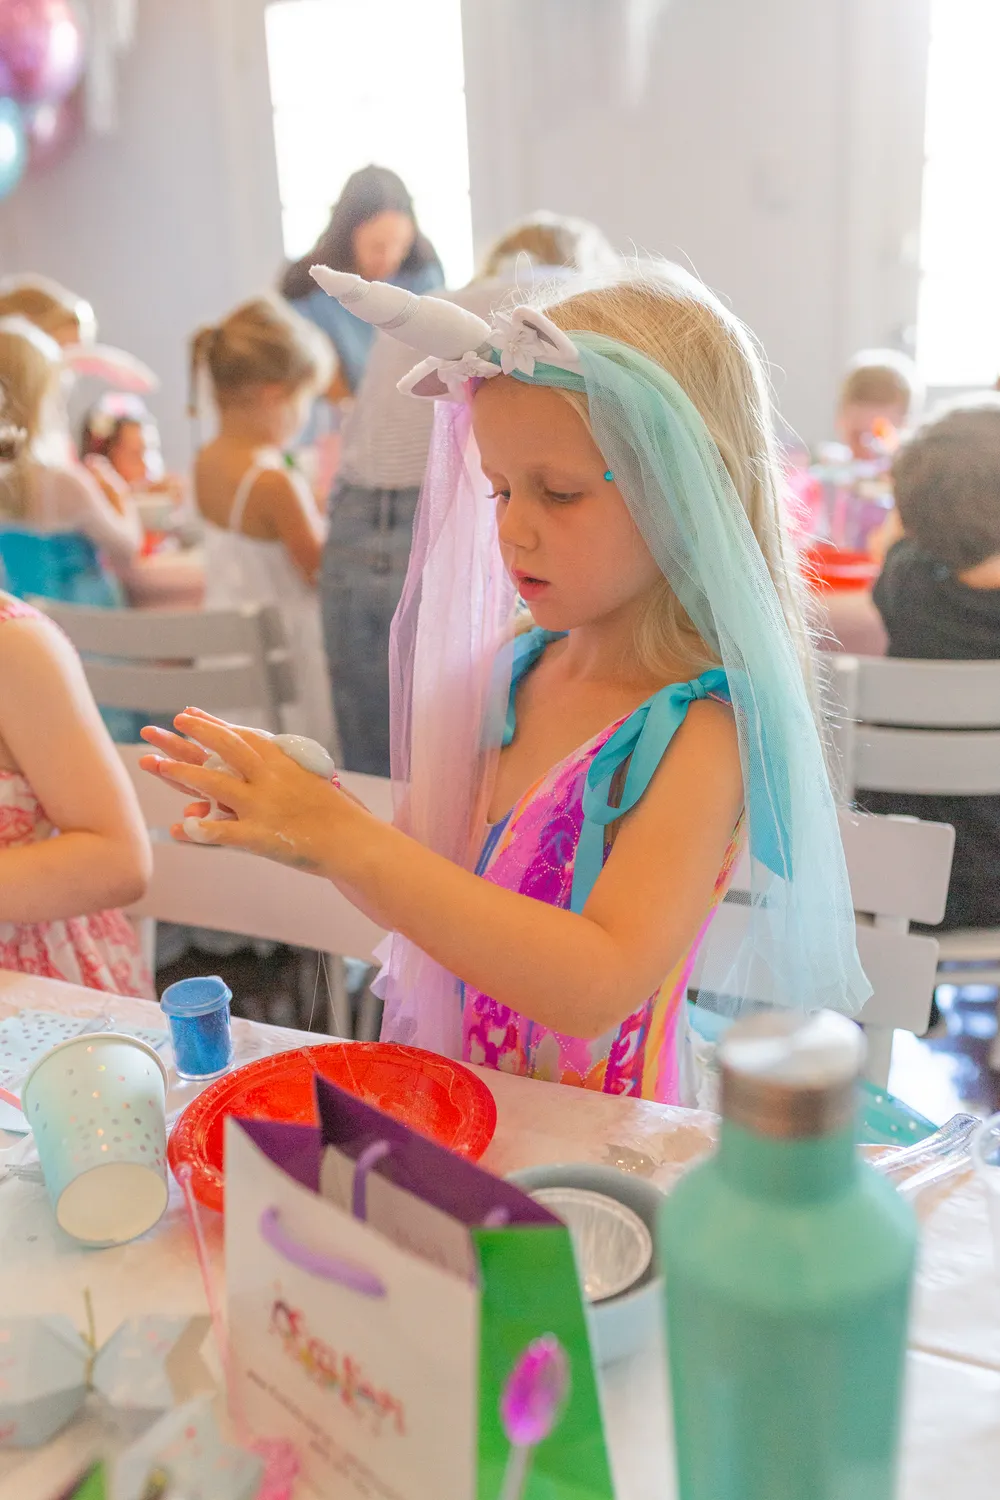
[462,629,740,1103]
[0,598,152,997]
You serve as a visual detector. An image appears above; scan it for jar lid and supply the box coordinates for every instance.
[160,976,232,1019]
[719,1010,865,1138]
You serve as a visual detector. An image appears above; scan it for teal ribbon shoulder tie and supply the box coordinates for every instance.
[570,668,729,914]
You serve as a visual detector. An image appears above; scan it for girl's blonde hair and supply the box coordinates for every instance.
[0,316,63,520]
[189,293,334,416]
[0,274,96,346]
[478,212,619,282]
[541,263,814,696]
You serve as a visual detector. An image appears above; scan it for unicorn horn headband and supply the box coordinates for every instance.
[309,265,582,399]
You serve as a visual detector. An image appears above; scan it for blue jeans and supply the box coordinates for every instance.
[321,482,418,776]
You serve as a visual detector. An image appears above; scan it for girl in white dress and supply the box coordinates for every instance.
[189,294,336,748]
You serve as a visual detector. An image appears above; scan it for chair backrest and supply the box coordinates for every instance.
[36,599,294,727]
[831,653,1000,795]
[694,808,956,1084]
[118,744,392,963]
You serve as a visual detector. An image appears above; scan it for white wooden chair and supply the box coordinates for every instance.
[36,600,294,731]
[692,807,956,1086]
[832,653,1000,996]
[118,743,392,1037]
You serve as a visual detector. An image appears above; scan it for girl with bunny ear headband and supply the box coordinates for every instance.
[141,260,868,1103]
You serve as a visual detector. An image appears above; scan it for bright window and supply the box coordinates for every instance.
[265,0,474,286]
[916,0,1000,386]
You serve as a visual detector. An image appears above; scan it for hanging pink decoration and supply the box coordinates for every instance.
[0,0,85,108]
[25,79,81,169]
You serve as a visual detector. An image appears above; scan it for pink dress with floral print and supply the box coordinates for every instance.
[0,598,152,998]
[461,629,740,1104]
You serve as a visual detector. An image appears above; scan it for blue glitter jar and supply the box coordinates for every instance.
[160,976,234,1081]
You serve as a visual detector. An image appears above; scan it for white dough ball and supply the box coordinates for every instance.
[272,733,337,778]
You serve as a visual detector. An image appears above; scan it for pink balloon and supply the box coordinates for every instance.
[26,81,81,171]
[0,0,84,107]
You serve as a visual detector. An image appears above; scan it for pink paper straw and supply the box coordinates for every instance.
[176,1163,229,1373]
[0,1085,22,1110]
[177,1162,299,1500]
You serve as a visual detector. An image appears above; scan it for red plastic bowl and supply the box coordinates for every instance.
[803,543,880,593]
[167,1042,497,1213]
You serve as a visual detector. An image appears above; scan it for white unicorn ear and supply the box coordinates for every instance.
[485,306,583,378]
[397,351,501,401]
[507,307,583,369]
[398,359,454,400]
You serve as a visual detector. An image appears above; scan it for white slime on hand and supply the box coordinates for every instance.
[186,733,336,841]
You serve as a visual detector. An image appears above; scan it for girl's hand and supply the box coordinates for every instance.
[139,709,358,873]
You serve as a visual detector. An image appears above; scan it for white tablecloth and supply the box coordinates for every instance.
[0,971,997,1499]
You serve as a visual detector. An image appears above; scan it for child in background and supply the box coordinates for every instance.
[80,393,186,532]
[0,272,96,349]
[145,262,868,1102]
[81,393,164,488]
[190,294,336,748]
[862,395,1000,930]
[0,275,158,480]
[0,318,142,604]
[835,348,923,462]
[0,590,152,994]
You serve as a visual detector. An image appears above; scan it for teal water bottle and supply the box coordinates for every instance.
[661,1011,916,1500]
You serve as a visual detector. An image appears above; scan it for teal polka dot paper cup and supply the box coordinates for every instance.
[21,1033,169,1247]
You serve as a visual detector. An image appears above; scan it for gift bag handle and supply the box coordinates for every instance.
[353,1139,393,1221]
[259,1207,386,1296]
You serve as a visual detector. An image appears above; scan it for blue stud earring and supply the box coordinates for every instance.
[603,470,614,482]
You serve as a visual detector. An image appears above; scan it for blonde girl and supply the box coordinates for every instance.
[145,262,867,1102]
[0,318,141,599]
[189,293,335,746]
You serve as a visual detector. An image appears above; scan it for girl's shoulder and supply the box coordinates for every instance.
[0,596,69,682]
[243,462,304,516]
[0,594,42,628]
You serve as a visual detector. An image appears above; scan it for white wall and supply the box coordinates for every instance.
[0,0,284,465]
[0,0,931,458]
[461,0,931,445]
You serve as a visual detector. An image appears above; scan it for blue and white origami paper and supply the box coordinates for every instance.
[0,1315,208,1447]
[113,1397,262,1500]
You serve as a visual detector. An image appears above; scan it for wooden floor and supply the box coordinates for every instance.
[156,933,1000,1128]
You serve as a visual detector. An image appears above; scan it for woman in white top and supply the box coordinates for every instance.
[190,293,336,748]
[320,212,621,774]
[0,317,141,603]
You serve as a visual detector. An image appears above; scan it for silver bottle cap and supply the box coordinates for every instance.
[719,1010,865,1138]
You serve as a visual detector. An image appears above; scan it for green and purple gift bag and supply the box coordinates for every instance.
[224,1074,615,1500]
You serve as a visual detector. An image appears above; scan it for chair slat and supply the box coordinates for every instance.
[726,809,954,925]
[127,841,386,961]
[855,726,1000,795]
[84,661,276,717]
[37,600,284,658]
[693,904,938,1038]
[852,655,1000,727]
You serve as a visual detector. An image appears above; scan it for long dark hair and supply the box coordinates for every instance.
[280,165,442,300]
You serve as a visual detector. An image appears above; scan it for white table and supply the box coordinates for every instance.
[0,971,997,1499]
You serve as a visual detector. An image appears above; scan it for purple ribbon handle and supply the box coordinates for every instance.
[258,1207,386,1296]
[352,1139,393,1221]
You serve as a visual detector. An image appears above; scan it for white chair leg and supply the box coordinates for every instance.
[862,1025,894,1089]
[131,915,157,985]
[324,953,352,1038]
